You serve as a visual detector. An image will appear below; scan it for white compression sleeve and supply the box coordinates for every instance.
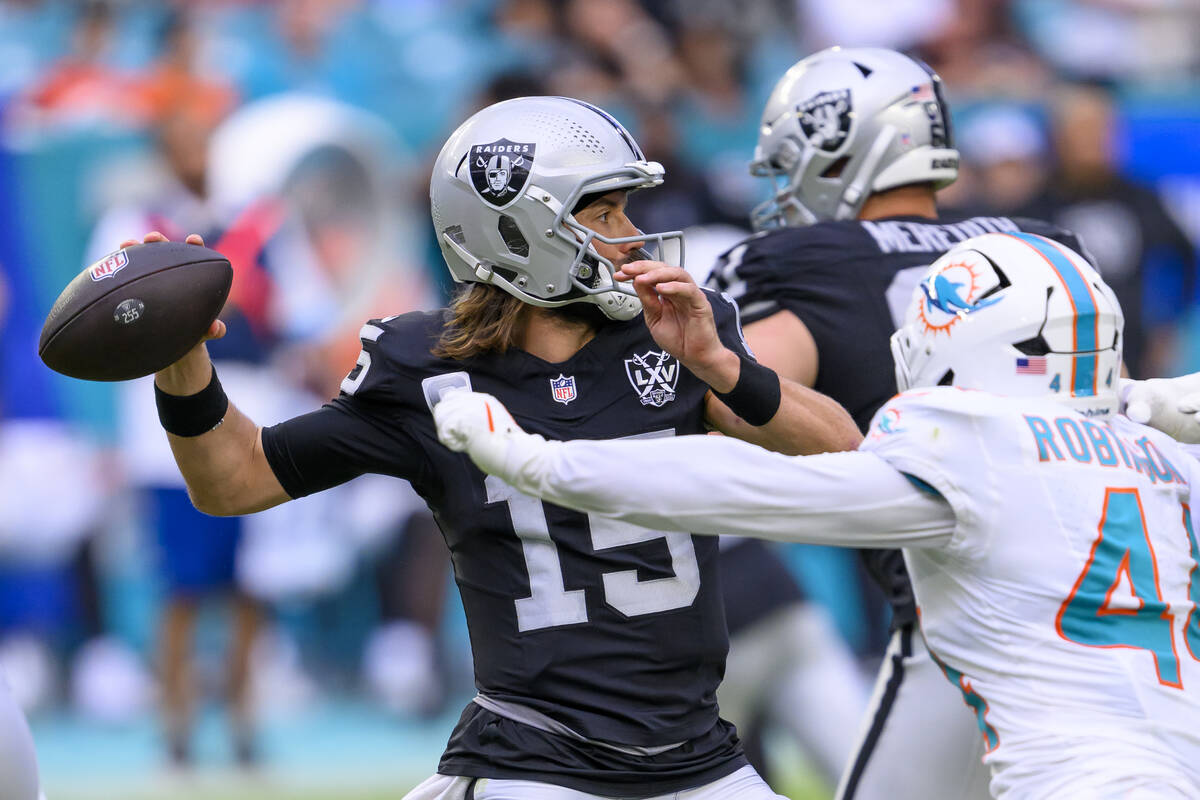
[497,432,956,548]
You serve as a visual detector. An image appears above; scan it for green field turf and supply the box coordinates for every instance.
[38,702,832,800]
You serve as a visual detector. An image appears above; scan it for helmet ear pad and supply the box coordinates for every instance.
[892,233,1123,416]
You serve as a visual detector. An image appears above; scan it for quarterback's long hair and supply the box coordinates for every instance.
[434,283,529,359]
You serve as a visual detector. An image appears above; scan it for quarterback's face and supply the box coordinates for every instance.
[574,190,645,268]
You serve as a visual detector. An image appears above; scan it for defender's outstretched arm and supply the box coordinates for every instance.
[434,391,955,548]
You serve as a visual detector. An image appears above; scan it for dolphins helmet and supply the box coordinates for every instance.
[750,47,959,230]
[429,96,684,321]
[890,233,1123,416]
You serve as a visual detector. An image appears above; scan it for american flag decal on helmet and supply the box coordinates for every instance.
[1016,357,1047,375]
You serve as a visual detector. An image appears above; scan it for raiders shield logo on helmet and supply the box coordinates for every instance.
[797,89,852,153]
[468,138,536,208]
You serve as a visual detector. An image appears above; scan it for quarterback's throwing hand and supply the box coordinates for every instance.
[1121,373,1200,444]
[433,390,531,476]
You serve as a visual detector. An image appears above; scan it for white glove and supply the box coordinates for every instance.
[1120,373,1200,444]
[433,390,536,476]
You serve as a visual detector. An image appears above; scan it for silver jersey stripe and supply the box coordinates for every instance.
[471,694,686,757]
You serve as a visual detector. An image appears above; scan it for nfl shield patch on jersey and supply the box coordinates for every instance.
[550,374,577,405]
[625,350,679,407]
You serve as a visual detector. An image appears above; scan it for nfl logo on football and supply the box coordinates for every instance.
[90,250,129,282]
[550,374,577,405]
[625,350,679,408]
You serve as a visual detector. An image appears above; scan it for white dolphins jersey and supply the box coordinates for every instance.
[452,384,1200,798]
[861,388,1200,798]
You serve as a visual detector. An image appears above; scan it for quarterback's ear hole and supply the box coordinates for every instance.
[498,215,529,258]
[937,369,955,386]
[822,156,850,178]
[1014,335,1051,356]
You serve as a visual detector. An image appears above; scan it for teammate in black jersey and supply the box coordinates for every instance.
[705,48,1093,800]
[140,96,860,799]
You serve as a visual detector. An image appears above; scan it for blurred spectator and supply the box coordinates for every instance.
[127,10,236,129]
[0,258,115,726]
[1013,0,1200,86]
[796,0,954,52]
[9,0,133,137]
[83,16,264,763]
[202,90,451,726]
[625,103,742,233]
[948,104,1048,214]
[219,0,379,109]
[562,0,682,105]
[917,0,1052,101]
[490,0,566,74]
[669,23,762,222]
[0,180,128,737]
[362,511,451,718]
[1018,83,1196,378]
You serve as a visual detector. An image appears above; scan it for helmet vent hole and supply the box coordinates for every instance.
[937,369,955,386]
[974,252,1011,301]
[822,156,850,178]
[1014,335,1051,356]
[497,215,529,258]
[853,61,873,78]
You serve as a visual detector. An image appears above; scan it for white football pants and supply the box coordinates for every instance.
[717,602,868,784]
[404,765,786,800]
[835,624,992,800]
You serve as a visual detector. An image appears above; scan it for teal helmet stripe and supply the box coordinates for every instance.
[1006,232,1099,396]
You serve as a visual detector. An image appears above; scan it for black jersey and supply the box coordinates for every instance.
[706,213,1088,629]
[260,292,753,795]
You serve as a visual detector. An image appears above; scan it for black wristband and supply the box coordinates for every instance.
[714,354,781,427]
[155,366,229,437]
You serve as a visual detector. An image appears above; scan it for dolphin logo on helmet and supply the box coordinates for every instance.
[891,233,1123,417]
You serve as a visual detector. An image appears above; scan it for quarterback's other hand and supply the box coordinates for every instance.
[434,390,531,476]
[1121,374,1200,444]
[615,261,739,391]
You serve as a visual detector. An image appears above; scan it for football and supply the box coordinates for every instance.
[38,241,233,382]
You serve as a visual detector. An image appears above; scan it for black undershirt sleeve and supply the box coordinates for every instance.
[260,397,426,499]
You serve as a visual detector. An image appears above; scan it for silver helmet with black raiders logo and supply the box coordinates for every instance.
[750,47,959,230]
[429,96,684,321]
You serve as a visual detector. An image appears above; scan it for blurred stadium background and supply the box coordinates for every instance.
[0,1,1196,798]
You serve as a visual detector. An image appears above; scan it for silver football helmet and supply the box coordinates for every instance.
[429,96,684,321]
[750,47,960,230]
